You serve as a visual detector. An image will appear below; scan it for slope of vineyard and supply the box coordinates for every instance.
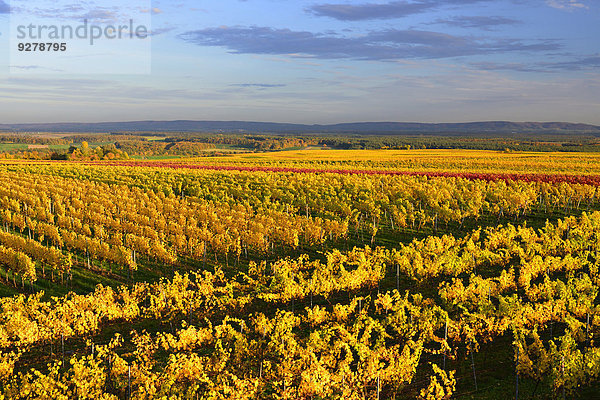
[133,149,600,175]
[5,148,600,175]
[95,161,600,186]
[0,150,599,399]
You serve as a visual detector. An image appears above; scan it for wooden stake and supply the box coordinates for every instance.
[61,333,65,370]
[443,320,448,370]
[471,341,478,391]
[515,345,519,400]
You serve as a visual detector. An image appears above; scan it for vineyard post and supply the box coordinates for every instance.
[292,273,295,313]
[587,313,590,345]
[106,355,113,392]
[128,365,131,399]
[396,263,399,290]
[470,340,477,391]
[550,304,553,339]
[562,356,565,400]
[259,326,266,379]
[443,320,448,371]
[61,333,65,370]
[515,345,519,400]
[377,374,380,400]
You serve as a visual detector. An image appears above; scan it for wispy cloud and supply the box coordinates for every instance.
[545,55,600,70]
[546,0,589,10]
[148,27,175,36]
[79,9,118,23]
[307,0,487,21]
[434,16,520,30]
[0,77,222,102]
[180,26,560,61]
[470,62,549,73]
[9,65,65,72]
[140,7,163,15]
[10,66,43,70]
[308,1,432,21]
[471,55,600,72]
[231,83,286,88]
[17,4,119,22]
[0,0,10,14]
[11,3,143,23]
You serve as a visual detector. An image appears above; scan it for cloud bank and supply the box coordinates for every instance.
[307,0,487,21]
[546,0,588,10]
[434,16,520,30]
[0,0,9,13]
[180,26,560,61]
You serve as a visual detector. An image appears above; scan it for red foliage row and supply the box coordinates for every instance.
[90,161,600,186]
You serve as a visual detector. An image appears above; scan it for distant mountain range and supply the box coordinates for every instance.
[1,120,600,135]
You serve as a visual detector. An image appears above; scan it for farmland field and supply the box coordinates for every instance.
[0,149,599,399]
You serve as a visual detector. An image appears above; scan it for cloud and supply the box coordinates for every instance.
[470,62,549,73]
[434,16,520,30]
[307,0,486,21]
[13,4,150,23]
[0,77,222,103]
[0,0,9,14]
[179,26,560,61]
[308,1,433,20]
[471,55,600,72]
[19,4,119,22]
[148,27,175,36]
[231,83,286,88]
[545,55,600,70]
[10,66,43,70]
[79,9,118,22]
[546,0,589,10]
[9,65,65,72]
[141,7,163,14]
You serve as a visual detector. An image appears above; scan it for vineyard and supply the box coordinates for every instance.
[0,149,599,399]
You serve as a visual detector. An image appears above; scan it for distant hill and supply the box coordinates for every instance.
[1,120,599,135]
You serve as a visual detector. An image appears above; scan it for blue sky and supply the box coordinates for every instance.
[0,0,599,124]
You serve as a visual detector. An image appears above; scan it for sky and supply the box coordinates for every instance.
[0,0,599,124]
